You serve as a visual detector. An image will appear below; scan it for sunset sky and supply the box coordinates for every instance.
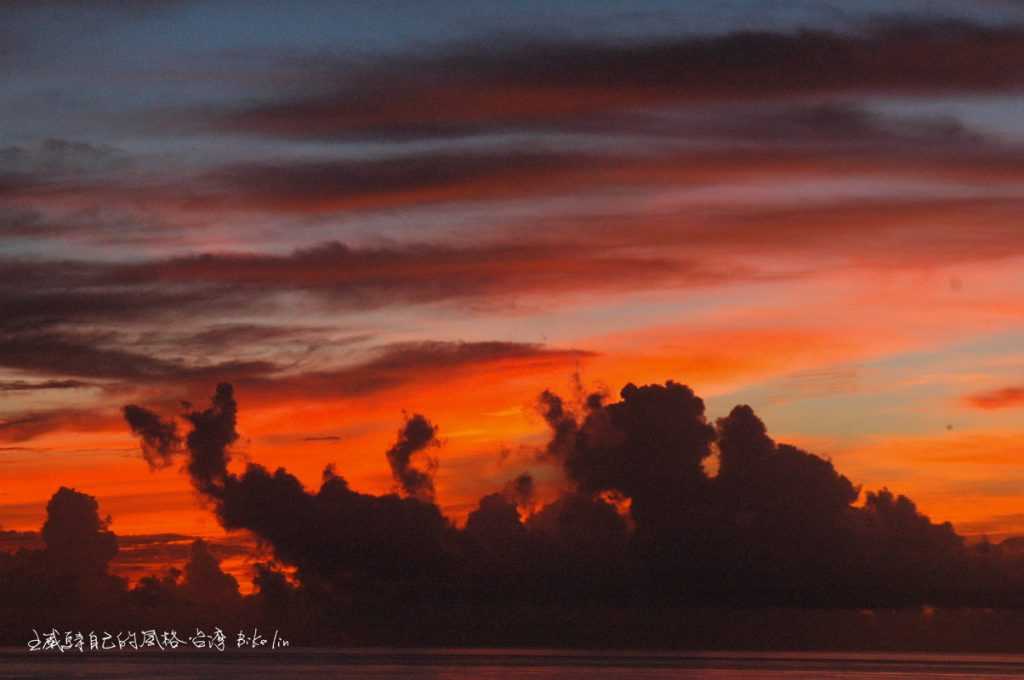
[4,1,1024,589]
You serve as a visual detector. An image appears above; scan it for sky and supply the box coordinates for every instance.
[4,1,1024,590]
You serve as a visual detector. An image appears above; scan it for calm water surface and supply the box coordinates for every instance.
[5,649,1024,679]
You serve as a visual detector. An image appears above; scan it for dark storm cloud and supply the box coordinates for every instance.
[0,486,251,644]
[181,383,238,498]
[502,472,535,509]
[210,19,1024,140]
[180,537,242,605]
[122,404,182,470]
[116,379,995,616]
[0,376,1014,645]
[41,486,118,574]
[548,381,718,530]
[532,380,970,605]
[537,390,579,461]
[385,414,440,502]
[526,491,630,566]
[462,492,525,554]
[134,384,452,582]
[716,403,776,475]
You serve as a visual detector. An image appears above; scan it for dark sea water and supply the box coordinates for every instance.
[6,649,1024,679]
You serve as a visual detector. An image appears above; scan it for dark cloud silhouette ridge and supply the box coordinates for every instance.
[117,380,1006,613]
[11,378,1024,647]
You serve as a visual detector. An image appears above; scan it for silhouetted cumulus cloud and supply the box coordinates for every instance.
[502,472,535,510]
[183,383,238,497]
[180,538,241,607]
[42,487,119,580]
[0,486,269,643]
[148,384,451,586]
[551,381,717,535]
[122,404,182,469]
[118,380,1002,610]
[15,377,1024,647]
[537,389,579,461]
[0,487,125,624]
[385,413,439,501]
[529,380,988,608]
